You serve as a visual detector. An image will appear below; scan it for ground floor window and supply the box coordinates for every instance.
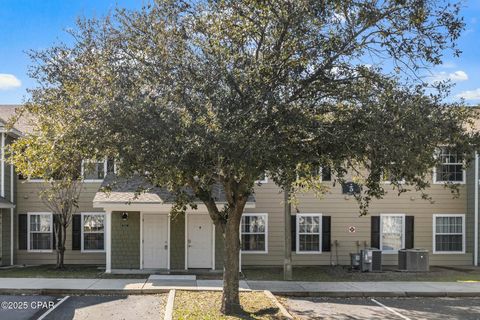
[241,213,268,253]
[296,213,322,253]
[380,214,405,252]
[433,214,465,253]
[28,212,53,252]
[81,212,105,252]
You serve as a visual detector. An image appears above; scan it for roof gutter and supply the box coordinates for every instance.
[0,127,22,138]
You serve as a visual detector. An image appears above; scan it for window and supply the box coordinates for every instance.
[241,214,267,253]
[297,166,332,182]
[81,213,105,252]
[296,214,322,253]
[28,213,53,252]
[320,167,332,181]
[82,159,115,181]
[380,214,405,253]
[434,148,465,183]
[433,214,465,253]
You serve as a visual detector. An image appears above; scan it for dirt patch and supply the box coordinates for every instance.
[173,290,288,319]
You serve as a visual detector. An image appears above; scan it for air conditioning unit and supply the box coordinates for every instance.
[398,249,429,272]
[360,248,382,272]
[350,253,361,270]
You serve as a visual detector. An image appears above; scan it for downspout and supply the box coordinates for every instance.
[475,151,478,266]
[283,190,292,280]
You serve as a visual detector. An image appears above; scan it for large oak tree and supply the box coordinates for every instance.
[10,0,480,314]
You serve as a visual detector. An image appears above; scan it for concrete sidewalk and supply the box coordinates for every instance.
[0,276,479,297]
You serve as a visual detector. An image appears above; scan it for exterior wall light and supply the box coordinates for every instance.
[121,212,129,221]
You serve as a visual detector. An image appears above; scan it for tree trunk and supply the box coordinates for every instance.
[56,224,66,269]
[221,208,243,314]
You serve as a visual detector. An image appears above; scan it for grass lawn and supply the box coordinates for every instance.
[242,265,480,282]
[173,291,286,320]
[0,265,147,279]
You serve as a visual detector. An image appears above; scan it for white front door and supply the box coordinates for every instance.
[187,214,213,268]
[143,214,168,269]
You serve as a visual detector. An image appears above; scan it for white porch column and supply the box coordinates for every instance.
[106,210,112,273]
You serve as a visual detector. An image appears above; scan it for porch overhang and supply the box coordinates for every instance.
[0,197,15,209]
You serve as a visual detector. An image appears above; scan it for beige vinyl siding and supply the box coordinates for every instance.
[15,180,105,265]
[4,135,14,202]
[243,174,473,267]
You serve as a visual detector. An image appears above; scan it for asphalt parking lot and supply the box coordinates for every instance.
[0,294,166,320]
[284,296,480,320]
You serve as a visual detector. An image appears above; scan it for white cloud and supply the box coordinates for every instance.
[0,74,21,90]
[429,70,468,83]
[456,88,480,101]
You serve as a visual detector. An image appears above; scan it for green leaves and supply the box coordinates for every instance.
[8,0,478,216]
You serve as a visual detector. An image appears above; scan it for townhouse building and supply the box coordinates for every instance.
[0,105,478,272]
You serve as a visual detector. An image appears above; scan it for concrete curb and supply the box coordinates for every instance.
[0,289,170,296]
[164,289,175,320]
[274,291,480,298]
[264,290,293,319]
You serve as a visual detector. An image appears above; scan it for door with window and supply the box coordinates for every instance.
[143,214,169,269]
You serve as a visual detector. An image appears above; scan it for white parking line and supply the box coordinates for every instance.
[37,296,70,320]
[371,298,412,320]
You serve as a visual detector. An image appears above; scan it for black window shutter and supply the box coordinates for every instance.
[52,214,58,250]
[405,216,414,249]
[371,216,380,249]
[72,214,82,250]
[18,214,27,250]
[322,216,331,252]
[291,215,296,251]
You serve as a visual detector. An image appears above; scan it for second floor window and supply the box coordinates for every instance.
[297,166,332,182]
[82,159,115,181]
[434,148,465,183]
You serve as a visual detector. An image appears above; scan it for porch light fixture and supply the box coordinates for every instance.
[121,212,129,221]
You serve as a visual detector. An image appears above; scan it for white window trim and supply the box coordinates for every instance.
[383,179,406,185]
[81,212,106,253]
[240,213,268,254]
[27,212,53,253]
[432,214,466,254]
[296,213,322,254]
[432,149,466,184]
[380,213,405,254]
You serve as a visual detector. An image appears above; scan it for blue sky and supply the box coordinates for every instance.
[0,1,479,105]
